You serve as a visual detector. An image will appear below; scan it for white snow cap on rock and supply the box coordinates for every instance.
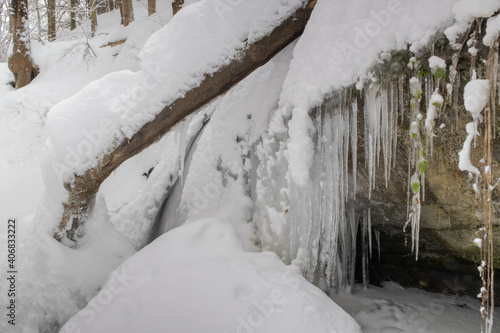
[445,0,500,43]
[484,15,500,46]
[458,122,480,175]
[428,56,446,73]
[464,79,490,121]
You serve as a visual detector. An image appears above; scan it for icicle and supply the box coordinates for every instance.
[368,208,372,259]
[176,120,189,184]
[362,210,369,289]
[344,95,350,201]
[399,75,405,123]
[381,86,390,187]
[424,75,434,114]
[392,82,399,169]
[365,85,381,198]
[413,196,421,260]
[374,228,381,261]
[260,84,396,292]
[421,171,425,202]
[406,141,412,218]
[351,100,358,197]
[348,204,358,288]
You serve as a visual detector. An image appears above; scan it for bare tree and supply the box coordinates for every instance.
[47,0,56,40]
[70,0,77,30]
[54,0,318,244]
[88,0,97,35]
[0,0,11,61]
[148,0,155,16]
[119,0,133,26]
[8,0,39,88]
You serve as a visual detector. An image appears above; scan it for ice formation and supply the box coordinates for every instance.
[255,81,401,289]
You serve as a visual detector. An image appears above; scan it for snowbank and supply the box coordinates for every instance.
[60,218,362,333]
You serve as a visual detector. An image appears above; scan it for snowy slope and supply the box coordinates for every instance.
[1,0,499,332]
[0,3,177,332]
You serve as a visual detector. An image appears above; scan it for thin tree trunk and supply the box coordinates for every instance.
[148,0,155,16]
[88,0,97,36]
[47,0,56,40]
[54,0,317,244]
[120,0,133,26]
[108,0,114,11]
[8,0,39,88]
[35,2,42,37]
[172,0,183,15]
[117,0,123,24]
[70,0,76,30]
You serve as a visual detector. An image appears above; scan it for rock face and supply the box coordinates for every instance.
[252,26,500,301]
[343,33,500,300]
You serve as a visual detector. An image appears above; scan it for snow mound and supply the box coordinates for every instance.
[60,218,361,333]
[464,79,490,120]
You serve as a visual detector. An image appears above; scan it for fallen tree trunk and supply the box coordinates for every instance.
[55,0,318,244]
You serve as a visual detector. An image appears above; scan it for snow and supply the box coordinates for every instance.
[425,89,444,135]
[458,122,480,175]
[100,129,185,249]
[0,3,179,332]
[60,218,362,333]
[279,0,458,193]
[332,282,500,333]
[0,201,135,332]
[464,79,490,121]
[45,0,305,182]
[280,0,457,112]
[428,55,446,73]
[445,0,500,43]
[1,0,499,332]
[285,107,315,188]
[484,15,500,46]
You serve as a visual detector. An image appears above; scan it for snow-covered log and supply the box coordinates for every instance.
[55,0,318,244]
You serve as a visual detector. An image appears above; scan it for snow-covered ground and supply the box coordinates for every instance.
[1,0,500,332]
[333,283,500,333]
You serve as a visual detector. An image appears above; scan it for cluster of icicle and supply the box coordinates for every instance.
[254,81,403,291]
